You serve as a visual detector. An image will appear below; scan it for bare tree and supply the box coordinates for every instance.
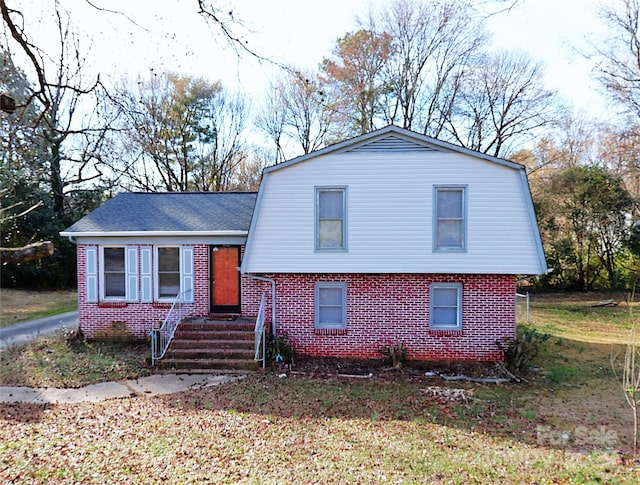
[612,290,640,455]
[226,153,268,191]
[597,125,640,205]
[594,0,640,121]
[257,68,339,161]
[2,1,112,218]
[446,50,560,157]
[256,81,288,165]
[370,0,487,136]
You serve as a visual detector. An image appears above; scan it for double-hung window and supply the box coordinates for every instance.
[315,282,347,329]
[156,246,181,300]
[430,283,463,331]
[316,187,347,251]
[102,247,126,299]
[434,186,467,251]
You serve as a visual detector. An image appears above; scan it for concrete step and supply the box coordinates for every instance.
[153,368,251,375]
[179,322,255,332]
[165,347,255,360]
[173,330,254,340]
[157,358,259,371]
[170,339,254,350]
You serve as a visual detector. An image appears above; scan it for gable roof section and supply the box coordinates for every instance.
[264,125,525,174]
[61,192,257,236]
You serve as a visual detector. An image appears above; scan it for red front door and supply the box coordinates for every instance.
[210,246,241,313]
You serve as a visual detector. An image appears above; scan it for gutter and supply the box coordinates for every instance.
[59,230,248,238]
[517,267,554,285]
[242,274,276,336]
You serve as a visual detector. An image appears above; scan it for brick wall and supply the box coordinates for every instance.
[77,243,515,360]
[244,273,516,361]
[78,244,210,340]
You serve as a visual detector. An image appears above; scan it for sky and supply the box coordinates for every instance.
[6,0,612,117]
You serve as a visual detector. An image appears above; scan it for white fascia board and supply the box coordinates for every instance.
[60,230,248,237]
[519,170,548,274]
[239,171,269,274]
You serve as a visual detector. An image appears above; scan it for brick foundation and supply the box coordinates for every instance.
[244,273,516,361]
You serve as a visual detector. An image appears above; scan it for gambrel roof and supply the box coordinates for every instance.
[242,125,548,275]
[61,192,257,236]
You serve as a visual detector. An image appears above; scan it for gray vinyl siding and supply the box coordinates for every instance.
[244,149,544,275]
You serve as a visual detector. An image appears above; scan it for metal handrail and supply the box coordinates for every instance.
[151,290,192,367]
[254,293,266,368]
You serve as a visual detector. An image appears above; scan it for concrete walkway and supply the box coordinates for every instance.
[0,373,244,404]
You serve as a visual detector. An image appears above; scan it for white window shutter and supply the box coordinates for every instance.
[126,246,138,302]
[181,246,194,303]
[140,246,153,303]
[85,246,98,303]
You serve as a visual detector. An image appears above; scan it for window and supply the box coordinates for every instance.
[434,186,466,251]
[315,282,347,329]
[102,247,125,299]
[316,187,347,251]
[156,247,181,300]
[430,283,462,330]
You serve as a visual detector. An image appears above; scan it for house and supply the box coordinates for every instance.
[61,126,547,361]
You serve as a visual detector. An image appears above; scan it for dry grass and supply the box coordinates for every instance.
[0,373,636,484]
[0,289,77,327]
[0,291,639,483]
[0,332,150,388]
[529,291,638,344]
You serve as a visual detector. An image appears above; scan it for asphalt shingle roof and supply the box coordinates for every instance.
[63,192,257,234]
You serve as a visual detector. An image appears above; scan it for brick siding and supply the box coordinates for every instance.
[77,244,515,360]
[78,244,209,340]
[243,273,516,361]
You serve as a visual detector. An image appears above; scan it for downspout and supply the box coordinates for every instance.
[242,273,276,336]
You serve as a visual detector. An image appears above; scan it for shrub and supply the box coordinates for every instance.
[266,332,295,367]
[496,328,550,375]
[381,340,408,368]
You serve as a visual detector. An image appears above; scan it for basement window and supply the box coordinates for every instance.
[429,283,462,331]
[315,282,347,329]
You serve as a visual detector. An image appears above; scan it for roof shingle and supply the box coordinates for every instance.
[63,192,257,234]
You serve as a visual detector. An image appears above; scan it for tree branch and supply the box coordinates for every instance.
[0,0,50,111]
[0,241,54,264]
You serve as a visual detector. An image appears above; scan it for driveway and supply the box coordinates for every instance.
[0,311,79,350]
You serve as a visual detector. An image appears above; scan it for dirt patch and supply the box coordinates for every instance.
[284,356,506,380]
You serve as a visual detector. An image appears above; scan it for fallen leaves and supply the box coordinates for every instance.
[1,374,638,484]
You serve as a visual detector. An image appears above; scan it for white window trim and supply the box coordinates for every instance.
[99,246,127,301]
[154,245,182,302]
[429,282,463,331]
[433,185,467,252]
[314,282,347,329]
[315,186,348,252]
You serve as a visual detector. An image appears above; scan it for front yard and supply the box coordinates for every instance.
[0,292,638,483]
[0,289,77,327]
